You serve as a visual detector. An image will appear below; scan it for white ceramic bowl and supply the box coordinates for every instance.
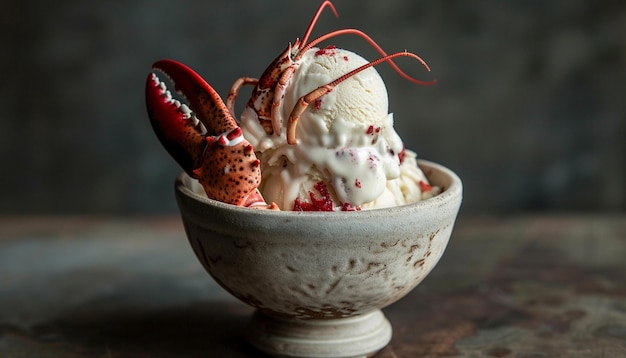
[175,160,462,358]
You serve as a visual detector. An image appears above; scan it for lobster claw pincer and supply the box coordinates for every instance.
[146,59,266,207]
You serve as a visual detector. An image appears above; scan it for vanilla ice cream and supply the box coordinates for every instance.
[240,46,439,211]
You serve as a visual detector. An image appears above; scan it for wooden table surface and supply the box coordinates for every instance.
[1,215,625,357]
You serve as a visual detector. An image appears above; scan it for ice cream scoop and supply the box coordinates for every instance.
[241,47,438,211]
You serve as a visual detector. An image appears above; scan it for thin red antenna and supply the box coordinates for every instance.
[329,51,431,86]
[299,1,340,49]
[286,51,437,144]
[297,28,436,86]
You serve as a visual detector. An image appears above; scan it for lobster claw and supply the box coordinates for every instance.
[146,61,202,176]
[146,59,264,206]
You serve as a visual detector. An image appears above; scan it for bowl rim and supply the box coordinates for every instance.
[175,159,462,218]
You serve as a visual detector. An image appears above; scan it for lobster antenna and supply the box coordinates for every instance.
[329,51,432,86]
[299,1,340,49]
[297,28,436,86]
[286,51,437,144]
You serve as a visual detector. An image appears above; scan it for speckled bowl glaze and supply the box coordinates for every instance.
[175,160,462,358]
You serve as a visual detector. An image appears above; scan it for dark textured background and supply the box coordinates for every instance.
[2,0,624,214]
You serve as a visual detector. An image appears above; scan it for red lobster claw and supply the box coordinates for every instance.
[146,59,264,206]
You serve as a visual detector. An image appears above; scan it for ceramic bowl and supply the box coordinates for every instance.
[175,160,462,358]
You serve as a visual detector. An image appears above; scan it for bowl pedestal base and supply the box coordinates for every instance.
[245,309,392,358]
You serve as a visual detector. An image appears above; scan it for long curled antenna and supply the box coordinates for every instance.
[297,28,436,86]
[286,51,435,144]
[299,1,340,48]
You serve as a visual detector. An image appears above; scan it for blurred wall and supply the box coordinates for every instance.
[1,0,624,214]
